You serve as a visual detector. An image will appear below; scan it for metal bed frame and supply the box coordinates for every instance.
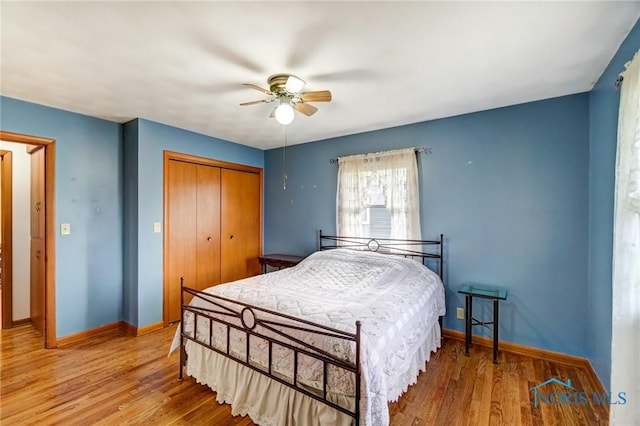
[178,231,445,425]
[317,230,444,275]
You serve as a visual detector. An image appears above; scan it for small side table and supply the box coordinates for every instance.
[258,254,304,274]
[458,283,508,364]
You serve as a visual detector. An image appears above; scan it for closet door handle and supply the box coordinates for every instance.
[229,235,234,239]
[207,237,212,241]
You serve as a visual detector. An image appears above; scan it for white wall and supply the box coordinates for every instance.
[0,141,31,321]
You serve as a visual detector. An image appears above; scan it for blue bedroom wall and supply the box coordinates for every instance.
[125,119,263,327]
[587,19,640,390]
[264,94,591,357]
[0,96,123,337]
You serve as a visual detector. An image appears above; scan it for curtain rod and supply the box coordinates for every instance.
[329,146,432,164]
[614,75,623,90]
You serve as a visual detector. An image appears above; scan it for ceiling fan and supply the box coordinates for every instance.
[240,74,332,125]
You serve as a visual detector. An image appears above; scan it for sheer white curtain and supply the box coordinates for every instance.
[336,148,421,241]
[611,50,640,425]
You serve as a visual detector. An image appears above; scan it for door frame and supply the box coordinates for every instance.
[162,150,263,326]
[1,149,13,329]
[0,131,57,348]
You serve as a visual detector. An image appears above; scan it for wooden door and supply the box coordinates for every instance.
[164,151,263,325]
[166,160,221,324]
[220,168,261,283]
[30,147,45,334]
[195,164,221,289]
[1,131,56,347]
[166,160,197,324]
[30,238,45,334]
[30,147,45,238]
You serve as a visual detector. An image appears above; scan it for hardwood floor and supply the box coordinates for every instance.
[0,324,608,425]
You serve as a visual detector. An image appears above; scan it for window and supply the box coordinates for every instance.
[360,184,391,239]
[336,148,421,242]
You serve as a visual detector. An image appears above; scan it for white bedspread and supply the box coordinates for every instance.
[171,248,446,425]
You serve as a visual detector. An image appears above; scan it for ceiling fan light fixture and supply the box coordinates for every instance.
[240,74,331,122]
[275,103,295,125]
[285,75,306,93]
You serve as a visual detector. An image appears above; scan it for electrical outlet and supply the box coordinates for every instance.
[153,222,162,233]
[456,307,465,320]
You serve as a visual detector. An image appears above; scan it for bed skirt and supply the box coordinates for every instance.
[183,320,442,426]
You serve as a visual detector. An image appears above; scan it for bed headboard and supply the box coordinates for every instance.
[316,230,445,281]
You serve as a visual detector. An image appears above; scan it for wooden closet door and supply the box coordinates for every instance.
[30,147,45,334]
[195,164,221,289]
[220,168,261,283]
[166,160,198,323]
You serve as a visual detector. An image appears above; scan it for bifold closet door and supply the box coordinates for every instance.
[195,164,221,288]
[220,168,261,283]
[166,160,221,323]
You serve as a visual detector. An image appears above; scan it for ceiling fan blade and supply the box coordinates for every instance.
[243,83,272,95]
[300,90,332,103]
[240,100,268,106]
[293,102,318,117]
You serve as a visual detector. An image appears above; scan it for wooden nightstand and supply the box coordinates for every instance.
[258,254,304,274]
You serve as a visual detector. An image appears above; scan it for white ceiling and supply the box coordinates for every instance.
[1,2,639,150]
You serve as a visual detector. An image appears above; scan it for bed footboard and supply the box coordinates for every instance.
[178,277,362,424]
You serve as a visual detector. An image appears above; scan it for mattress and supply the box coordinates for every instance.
[170,248,446,425]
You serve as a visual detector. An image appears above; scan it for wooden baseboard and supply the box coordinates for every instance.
[56,320,166,346]
[585,360,607,396]
[443,328,592,369]
[121,321,137,336]
[56,321,122,347]
[122,321,164,337]
[11,318,31,327]
[136,321,164,336]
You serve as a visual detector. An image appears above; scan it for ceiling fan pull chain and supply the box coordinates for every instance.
[283,125,288,190]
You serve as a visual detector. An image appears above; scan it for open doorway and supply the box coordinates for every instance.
[0,131,56,348]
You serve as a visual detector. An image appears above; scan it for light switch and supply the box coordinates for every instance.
[153,222,162,233]
[60,223,71,235]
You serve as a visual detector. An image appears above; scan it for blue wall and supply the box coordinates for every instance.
[264,94,591,356]
[587,20,640,390]
[0,97,264,334]
[123,119,264,327]
[0,96,123,337]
